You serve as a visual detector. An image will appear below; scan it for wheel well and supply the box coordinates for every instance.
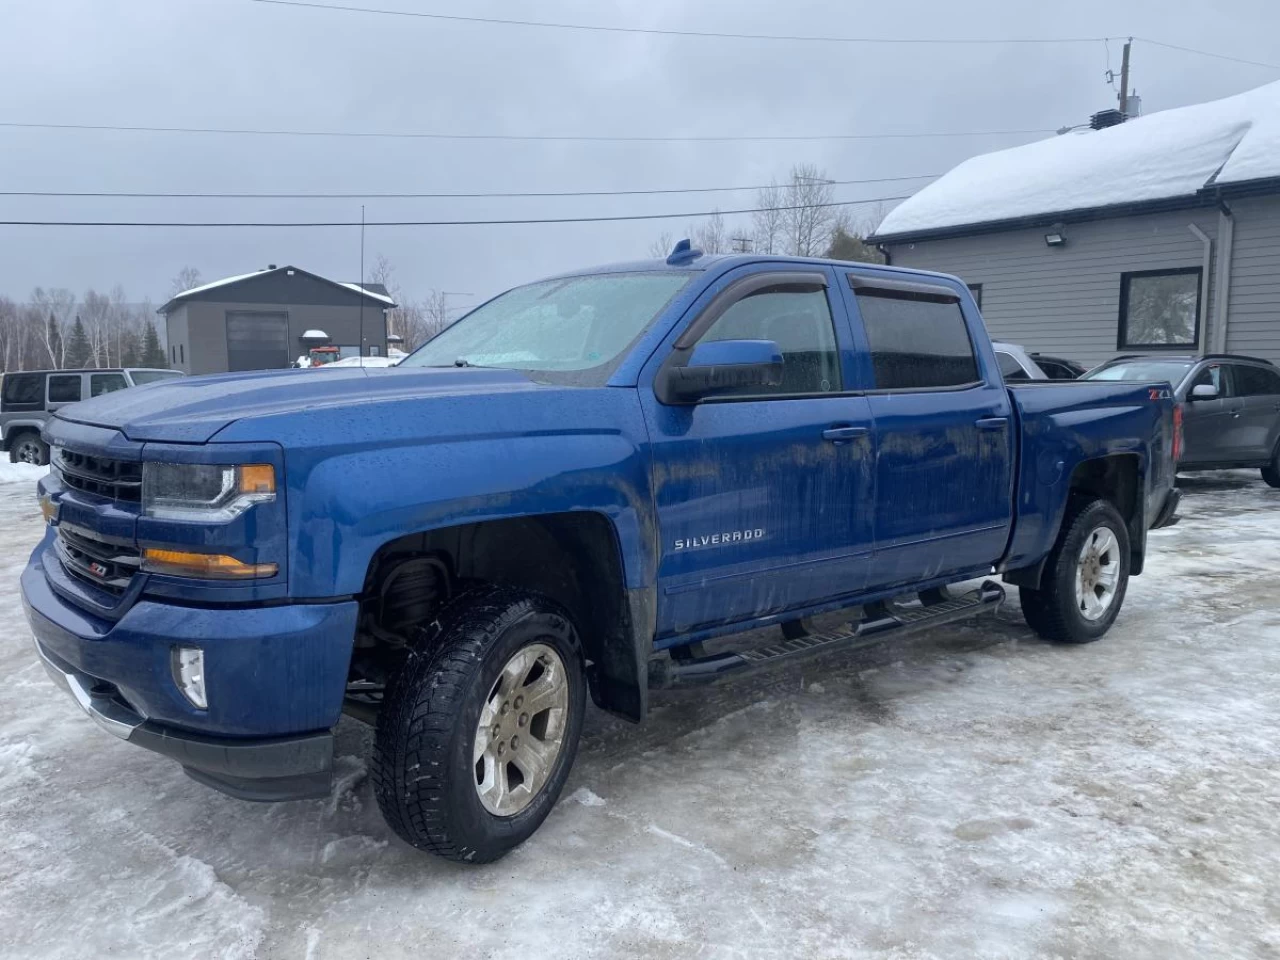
[3,427,40,452]
[355,512,642,720]
[1005,452,1145,591]
[1067,453,1144,574]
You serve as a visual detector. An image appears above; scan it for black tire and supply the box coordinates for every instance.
[1019,498,1131,643]
[1263,446,1280,488]
[371,584,586,863]
[9,434,49,466]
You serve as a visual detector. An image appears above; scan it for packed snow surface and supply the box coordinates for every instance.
[1,471,1278,958]
[877,80,1280,237]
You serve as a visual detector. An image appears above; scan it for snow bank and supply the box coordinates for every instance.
[876,80,1280,237]
[0,462,47,485]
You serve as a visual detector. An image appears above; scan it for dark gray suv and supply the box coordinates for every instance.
[1085,354,1280,487]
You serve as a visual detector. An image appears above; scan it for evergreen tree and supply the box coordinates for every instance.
[120,328,142,368]
[826,226,885,265]
[140,321,167,368]
[65,315,91,368]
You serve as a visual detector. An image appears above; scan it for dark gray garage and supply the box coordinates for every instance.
[158,265,396,375]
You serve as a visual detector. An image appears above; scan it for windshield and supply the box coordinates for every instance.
[129,370,184,385]
[400,272,691,384]
[1083,359,1194,384]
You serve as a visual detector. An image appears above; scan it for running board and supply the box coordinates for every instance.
[648,581,1006,689]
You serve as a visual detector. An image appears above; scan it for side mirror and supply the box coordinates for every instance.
[1190,383,1219,400]
[658,339,784,404]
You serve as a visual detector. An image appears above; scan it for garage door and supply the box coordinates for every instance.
[226,311,289,371]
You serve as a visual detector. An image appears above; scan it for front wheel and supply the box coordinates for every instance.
[371,584,586,863]
[1020,498,1131,643]
[9,435,49,466]
[1262,447,1280,488]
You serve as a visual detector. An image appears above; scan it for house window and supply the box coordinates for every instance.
[179,344,184,364]
[967,283,983,309]
[1118,268,1201,349]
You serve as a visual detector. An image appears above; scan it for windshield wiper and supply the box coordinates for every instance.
[423,357,488,368]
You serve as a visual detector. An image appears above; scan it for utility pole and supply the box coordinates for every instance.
[1119,38,1132,117]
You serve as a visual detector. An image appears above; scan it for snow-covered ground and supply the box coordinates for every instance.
[1,473,1278,959]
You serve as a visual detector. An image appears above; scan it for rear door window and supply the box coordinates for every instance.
[1232,364,1280,397]
[91,373,129,397]
[47,374,82,404]
[852,286,980,390]
[2,373,44,410]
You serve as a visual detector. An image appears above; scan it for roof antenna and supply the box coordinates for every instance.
[666,238,703,266]
[358,204,365,366]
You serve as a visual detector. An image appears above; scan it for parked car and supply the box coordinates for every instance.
[1,368,183,465]
[316,356,399,368]
[992,342,1086,381]
[24,249,1180,863]
[1030,353,1087,380]
[1083,353,1280,486]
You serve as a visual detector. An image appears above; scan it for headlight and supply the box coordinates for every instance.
[142,462,276,522]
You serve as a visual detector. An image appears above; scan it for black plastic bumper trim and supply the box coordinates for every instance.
[129,722,334,802]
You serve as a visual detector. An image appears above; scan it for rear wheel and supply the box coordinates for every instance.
[371,584,585,863]
[1020,498,1131,643]
[9,434,49,466]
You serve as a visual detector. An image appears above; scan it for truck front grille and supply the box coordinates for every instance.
[55,449,142,503]
[55,526,141,596]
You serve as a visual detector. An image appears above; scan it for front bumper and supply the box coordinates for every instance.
[22,535,360,801]
[33,638,334,801]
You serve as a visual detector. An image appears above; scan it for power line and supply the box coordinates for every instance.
[1133,37,1280,71]
[0,120,1053,143]
[0,195,913,228]
[252,0,1116,46]
[0,173,940,200]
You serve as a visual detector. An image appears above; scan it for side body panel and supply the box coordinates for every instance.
[836,270,1016,589]
[1001,380,1174,573]
[635,264,876,639]
[213,386,658,599]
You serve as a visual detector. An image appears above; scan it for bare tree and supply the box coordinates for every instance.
[170,266,202,298]
[753,180,785,255]
[783,163,837,257]
[31,287,75,368]
[692,210,727,255]
[647,231,674,259]
[422,289,453,342]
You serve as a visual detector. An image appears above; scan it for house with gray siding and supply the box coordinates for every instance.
[872,81,1280,368]
[159,265,395,375]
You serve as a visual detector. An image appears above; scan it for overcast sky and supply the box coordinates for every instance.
[2,0,1279,310]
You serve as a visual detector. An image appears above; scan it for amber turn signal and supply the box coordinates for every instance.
[238,464,276,495]
[142,548,278,580]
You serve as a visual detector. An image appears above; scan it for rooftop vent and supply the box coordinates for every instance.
[1090,109,1125,130]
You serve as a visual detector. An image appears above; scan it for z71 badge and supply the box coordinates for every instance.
[674,528,765,552]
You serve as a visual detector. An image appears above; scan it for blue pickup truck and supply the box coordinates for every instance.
[23,246,1181,863]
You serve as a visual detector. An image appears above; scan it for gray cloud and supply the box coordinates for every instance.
[2,0,1278,306]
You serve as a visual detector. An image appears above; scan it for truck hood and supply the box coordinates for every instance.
[56,366,542,443]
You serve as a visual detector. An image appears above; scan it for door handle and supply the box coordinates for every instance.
[823,425,868,443]
[975,417,1009,430]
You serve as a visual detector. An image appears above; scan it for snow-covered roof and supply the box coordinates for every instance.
[169,270,264,300]
[875,80,1280,240]
[160,265,396,312]
[338,282,395,305]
